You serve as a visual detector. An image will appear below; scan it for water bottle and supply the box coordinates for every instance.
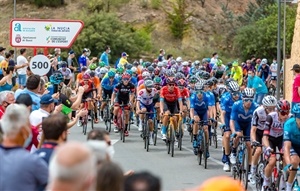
[238,149,243,163]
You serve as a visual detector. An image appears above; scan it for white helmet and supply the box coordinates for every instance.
[142,71,150,78]
[157,62,164,67]
[176,57,182,62]
[182,61,189,66]
[242,88,255,98]
[227,81,240,92]
[100,67,108,74]
[162,60,168,67]
[131,66,137,73]
[195,79,205,90]
[262,95,277,107]
[261,58,268,65]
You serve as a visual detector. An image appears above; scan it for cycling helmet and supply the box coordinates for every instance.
[292,103,300,115]
[107,70,116,78]
[202,58,210,63]
[227,80,240,92]
[133,61,139,66]
[170,60,176,65]
[204,79,213,87]
[171,66,177,73]
[225,78,235,85]
[232,61,239,67]
[157,62,163,67]
[242,87,255,98]
[144,80,154,88]
[61,61,67,68]
[227,62,232,67]
[90,71,96,77]
[99,61,106,67]
[166,69,175,77]
[175,72,185,80]
[195,80,205,90]
[144,61,151,68]
[202,72,210,80]
[262,95,277,107]
[142,71,150,78]
[216,59,223,66]
[83,73,91,80]
[211,77,218,85]
[100,67,108,74]
[153,76,162,84]
[261,58,268,65]
[131,66,137,73]
[89,63,97,70]
[177,79,187,87]
[122,73,131,79]
[154,68,160,75]
[277,100,291,112]
[189,76,198,83]
[50,71,64,85]
[141,68,148,73]
[162,60,168,67]
[166,77,176,84]
[182,61,189,66]
[116,67,124,74]
[147,66,154,72]
[126,69,133,76]
[176,57,182,62]
[126,64,133,69]
[194,60,200,65]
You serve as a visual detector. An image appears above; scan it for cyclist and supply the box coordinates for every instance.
[136,80,158,145]
[229,88,259,166]
[57,61,72,87]
[262,100,290,191]
[249,95,277,184]
[160,77,183,141]
[220,80,241,171]
[203,80,216,120]
[177,79,190,124]
[231,61,243,86]
[190,80,209,157]
[111,73,135,135]
[211,59,225,79]
[187,76,197,95]
[79,73,97,116]
[283,103,300,191]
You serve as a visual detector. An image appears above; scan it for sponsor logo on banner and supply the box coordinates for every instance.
[15,34,21,43]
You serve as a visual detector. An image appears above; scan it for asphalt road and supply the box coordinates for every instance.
[69,120,255,191]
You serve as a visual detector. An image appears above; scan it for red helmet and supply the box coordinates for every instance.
[83,73,91,80]
[177,79,186,87]
[277,100,290,112]
[122,73,131,79]
[154,68,160,75]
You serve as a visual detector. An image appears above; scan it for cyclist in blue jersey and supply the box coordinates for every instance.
[220,80,241,171]
[229,88,259,165]
[283,103,300,191]
[190,80,209,157]
[203,80,216,120]
[99,70,119,120]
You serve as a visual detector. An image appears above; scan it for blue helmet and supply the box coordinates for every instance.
[108,70,116,78]
[50,71,64,85]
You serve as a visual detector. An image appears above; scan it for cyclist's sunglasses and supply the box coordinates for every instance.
[178,86,184,89]
[279,110,289,116]
[122,78,130,81]
[168,84,175,87]
[231,92,240,97]
[109,77,114,79]
[196,90,204,95]
[243,98,253,102]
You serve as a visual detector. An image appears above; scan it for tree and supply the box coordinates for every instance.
[71,12,152,64]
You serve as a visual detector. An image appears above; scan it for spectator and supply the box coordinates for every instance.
[97,161,124,191]
[124,171,161,191]
[0,91,15,119]
[67,50,76,73]
[0,66,14,91]
[99,45,110,66]
[15,74,41,111]
[291,64,300,110]
[195,176,245,191]
[35,113,68,164]
[47,141,97,191]
[202,58,212,73]
[242,59,255,77]
[0,104,48,191]
[0,46,6,62]
[16,49,29,89]
[26,66,33,77]
[86,140,110,164]
[157,49,165,62]
[8,50,17,87]
[0,52,11,80]
[270,58,278,87]
[210,52,218,66]
[257,58,271,83]
[247,69,268,104]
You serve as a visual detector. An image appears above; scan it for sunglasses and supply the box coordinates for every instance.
[168,84,175,87]
[123,78,130,81]
[109,77,114,79]
[196,91,204,95]
[231,92,239,97]
[243,98,253,102]
[279,110,289,116]
[178,86,184,89]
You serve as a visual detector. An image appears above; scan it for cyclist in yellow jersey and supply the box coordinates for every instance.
[118,52,129,67]
[231,61,243,86]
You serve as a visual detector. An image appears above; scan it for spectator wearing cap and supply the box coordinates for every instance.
[118,52,129,67]
[99,45,110,66]
[15,74,41,111]
[257,58,271,83]
[0,91,15,119]
[16,49,29,89]
[16,93,39,152]
[0,46,6,62]
[292,64,300,111]
[0,104,48,191]
[67,50,76,73]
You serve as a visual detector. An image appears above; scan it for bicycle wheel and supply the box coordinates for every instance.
[241,148,249,189]
[170,124,175,157]
[90,110,94,130]
[232,165,239,180]
[122,113,125,143]
[276,172,286,191]
[256,162,264,191]
[167,125,171,154]
[83,116,88,135]
[213,122,218,149]
[107,107,112,133]
[103,106,108,131]
[146,120,150,152]
[153,118,158,146]
[143,119,147,149]
[202,132,207,169]
[178,123,183,151]
[197,134,203,165]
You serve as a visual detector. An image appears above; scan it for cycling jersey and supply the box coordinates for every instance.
[114,82,135,101]
[101,77,119,91]
[231,100,258,123]
[264,111,284,138]
[181,67,190,76]
[137,88,158,105]
[212,65,226,78]
[231,66,243,86]
[204,91,215,107]
[180,88,190,99]
[79,80,94,93]
[220,92,241,113]
[91,76,100,89]
[283,117,300,146]
[188,86,196,95]
[160,86,182,102]
[138,79,144,87]
[189,67,199,75]
[252,106,267,130]
[58,68,72,79]
[190,93,208,112]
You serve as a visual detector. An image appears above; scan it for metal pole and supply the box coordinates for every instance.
[276,0,282,100]
[283,0,286,99]
[13,0,17,61]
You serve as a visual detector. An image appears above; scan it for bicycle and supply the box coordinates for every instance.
[81,98,95,135]
[153,107,159,146]
[102,98,112,132]
[195,120,208,169]
[231,136,250,190]
[268,83,276,96]
[209,118,218,149]
[164,113,182,157]
[116,104,130,143]
[140,111,156,152]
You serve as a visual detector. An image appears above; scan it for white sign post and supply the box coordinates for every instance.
[10,19,84,48]
[29,55,51,76]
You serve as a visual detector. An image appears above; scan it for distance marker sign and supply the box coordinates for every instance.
[29,55,51,76]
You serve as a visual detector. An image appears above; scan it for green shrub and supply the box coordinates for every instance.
[151,0,161,9]
[34,0,63,7]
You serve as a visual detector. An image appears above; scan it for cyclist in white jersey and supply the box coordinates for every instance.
[269,59,277,87]
[136,80,158,145]
[261,100,290,191]
[250,95,277,184]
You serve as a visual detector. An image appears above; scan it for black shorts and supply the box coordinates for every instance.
[102,89,113,100]
[255,129,264,144]
[269,136,283,152]
[82,91,93,102]
[114,97,129,105]
[64,79,71,86]
[271,76,277,80]
[163,101,179,114]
